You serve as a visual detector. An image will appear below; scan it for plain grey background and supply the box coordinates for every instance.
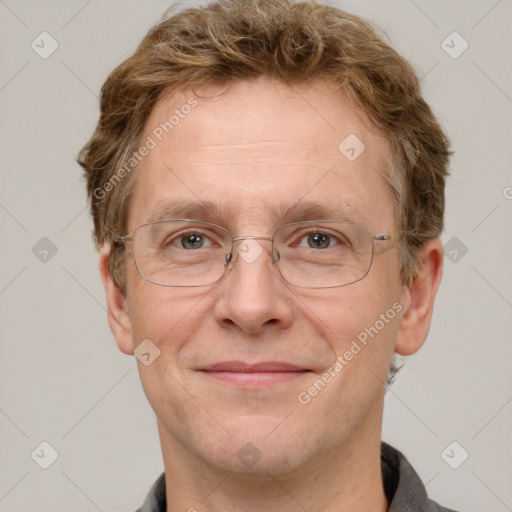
[1,0,511,511]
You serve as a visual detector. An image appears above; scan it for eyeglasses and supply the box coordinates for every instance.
[116,219,393,289]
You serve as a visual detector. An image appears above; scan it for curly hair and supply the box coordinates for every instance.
[78,0,451,297]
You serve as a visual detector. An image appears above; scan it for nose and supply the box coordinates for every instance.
[213,237,293,334]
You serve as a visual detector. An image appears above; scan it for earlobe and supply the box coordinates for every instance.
[395,238,444,356]
[98,245,134,355]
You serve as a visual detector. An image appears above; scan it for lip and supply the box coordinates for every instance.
[202,361,308,372]
[199,361,311,388]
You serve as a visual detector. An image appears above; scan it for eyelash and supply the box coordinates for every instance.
[163,229,348,250]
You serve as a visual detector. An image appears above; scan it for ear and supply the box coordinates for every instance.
[99,244,134,355]
[395,238,443,356]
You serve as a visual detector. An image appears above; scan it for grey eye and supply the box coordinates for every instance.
[306,233,331,249]
[180,233,205,249]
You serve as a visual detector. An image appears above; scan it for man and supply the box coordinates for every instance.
[78,0,456,510]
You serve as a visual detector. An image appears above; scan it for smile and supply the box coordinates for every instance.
[199,361,311,388]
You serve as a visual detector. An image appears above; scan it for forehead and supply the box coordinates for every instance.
[128,77,394,232]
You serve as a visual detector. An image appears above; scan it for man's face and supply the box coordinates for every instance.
[118,77,406,474]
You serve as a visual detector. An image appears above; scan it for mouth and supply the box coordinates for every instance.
[199,361,312,388]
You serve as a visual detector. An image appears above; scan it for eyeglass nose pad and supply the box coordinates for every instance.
[273,248,280,262]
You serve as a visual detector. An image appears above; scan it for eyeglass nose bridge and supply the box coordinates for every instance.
[224,235,279,269]
[231,235,274,242]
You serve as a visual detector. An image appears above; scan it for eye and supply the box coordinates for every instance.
[180,233,207,250]
[296,230,347,250]
[163,230,217,250]
[304,232,331,249]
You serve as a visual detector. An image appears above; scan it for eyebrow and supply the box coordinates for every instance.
[146,199,360,228]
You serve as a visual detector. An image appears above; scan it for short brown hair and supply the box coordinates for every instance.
[78,0,451,293]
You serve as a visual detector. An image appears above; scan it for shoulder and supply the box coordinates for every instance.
[382,442,460,512]
[134,472,166,512]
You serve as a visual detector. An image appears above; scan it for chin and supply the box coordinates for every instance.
[198,415,315,477]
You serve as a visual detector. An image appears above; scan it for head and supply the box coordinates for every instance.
[79,0,450,477]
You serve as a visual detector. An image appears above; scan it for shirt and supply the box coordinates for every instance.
[135,442,459,512]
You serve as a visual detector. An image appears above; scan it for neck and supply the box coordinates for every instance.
[158,411,388,512]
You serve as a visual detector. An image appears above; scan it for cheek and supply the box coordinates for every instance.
[312,290,401,395]
[310,277,402,368]
[126,268,188,344]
